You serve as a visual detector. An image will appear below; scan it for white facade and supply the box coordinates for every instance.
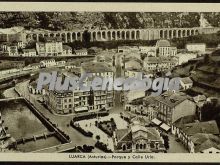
[186,43,206,53]
[177,53,197,65]
[23,49,37,57]
[40,59,56,68]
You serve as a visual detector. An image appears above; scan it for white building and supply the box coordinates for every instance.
[156,40,177,57]
[74,49,88,56]
[186,43,206,53]
[22,49,37,57]
[62,45,72,55]
[180,77,193,90]
[36,37,63,56]
[40,59,56,68]
[176,52,198,65]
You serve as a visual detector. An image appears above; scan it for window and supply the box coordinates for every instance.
[64,99,67,103]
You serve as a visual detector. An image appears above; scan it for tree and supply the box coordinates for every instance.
[96,135,100,142]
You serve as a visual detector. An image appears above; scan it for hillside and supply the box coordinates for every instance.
[172,50,220,97]
[0,12,219,31]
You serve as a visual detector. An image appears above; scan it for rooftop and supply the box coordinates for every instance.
[156,39,171,47]
[154,91,190,108]
[180,77,193,84]
[81,62,112,73]
[182,120,219,136]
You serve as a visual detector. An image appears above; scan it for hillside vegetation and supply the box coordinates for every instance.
[0,12,219,30]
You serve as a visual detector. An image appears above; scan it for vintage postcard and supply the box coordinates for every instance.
[0,2,219,163]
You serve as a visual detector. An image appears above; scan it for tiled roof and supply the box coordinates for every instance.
[115,129,132,142]
[190,133,220,153]
[154,91,190,108]
[173,115,196,128]
[182,120,219,136]
[180,77,193,84]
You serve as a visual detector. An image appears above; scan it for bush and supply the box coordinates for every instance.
[95,141,113,153]
[71,122,93,137]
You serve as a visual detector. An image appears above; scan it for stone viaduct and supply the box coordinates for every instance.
[25,27,220,43]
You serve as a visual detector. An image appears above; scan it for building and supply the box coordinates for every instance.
[156,39,177,57]
[176,52,197,65]
[117,46,139,53]
[155,91,196,125]
[81,62,113,78]
[180,77,193,90]
[124,59,142,70]
[44,89,114,114]
[143,96,158,120]
[124,68,143,79]
[1,43,18,56]
[28,80,45,95]
[40,59,56,68]
[139,46,157,57]
[190,133,220,153]
[113,124,165,153]
[22,49,37,57]
[0,27,26,43]
[74,49,88,56]
[172,119,220,153]
[0,60,25,70]
[62,45,72,55]
[36,37,63,56]
[186,43,206,53]
[143,56,178,72]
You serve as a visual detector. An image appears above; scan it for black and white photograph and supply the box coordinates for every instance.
[0,2,219,162]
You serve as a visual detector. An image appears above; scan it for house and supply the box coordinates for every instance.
[190,133,220,153]
[186,43,206,53]
[180,77,193,90]
[176,52,197,65]
[56,60,66,66]
[172,119,220,153]
[40,59,56,68]
[0,27,26,43]
[81,62,113,78]
[1,43,18,56]
[125,97,144,115]
[36,37,63,56]
[143,96,158,120]
[28,79,45,95]
[113,124,165,153]
[62,45,72,55]
[117,46,139,53]
[124,68,143,79]
[143,56,178,72]
[22,49,37,57]
[155,91,197,125]
[139,46,157,57]
[74,49,88,56]
[124,59,142,70]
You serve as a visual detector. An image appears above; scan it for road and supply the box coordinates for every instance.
[167,134,188,153]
